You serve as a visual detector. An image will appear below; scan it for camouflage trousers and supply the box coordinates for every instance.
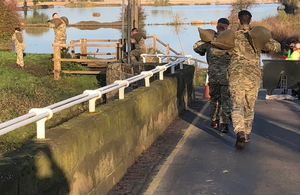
[16,46,25,67]
[229,75,260,134]
[130,49,143,63]
[209,82,231,124]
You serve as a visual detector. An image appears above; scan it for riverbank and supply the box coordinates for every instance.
[18,0,278,6]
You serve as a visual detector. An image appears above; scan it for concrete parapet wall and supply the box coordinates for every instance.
[0,65,195,195]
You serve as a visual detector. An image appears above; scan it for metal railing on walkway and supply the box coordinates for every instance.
[0,55,193,140]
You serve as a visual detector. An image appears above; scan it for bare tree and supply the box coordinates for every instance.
[231,0,257,12]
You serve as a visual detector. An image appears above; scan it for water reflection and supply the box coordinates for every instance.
[25,9,49,24]
[25,27,49,37]
[20,4,280,65]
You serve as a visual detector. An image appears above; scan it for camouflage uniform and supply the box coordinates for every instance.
[12,31,26,68]
[47,18,67,44]
[228,24,280,134]
[193,34,231,125]
[130,33,147,63]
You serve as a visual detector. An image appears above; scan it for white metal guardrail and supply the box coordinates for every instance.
[0,55,193,139]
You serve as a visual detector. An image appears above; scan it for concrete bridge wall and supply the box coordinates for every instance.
[0,65,195,195]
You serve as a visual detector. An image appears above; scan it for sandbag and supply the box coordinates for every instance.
[131,33,146,43]
[16,32,23,43]
[211,29,235,50]
[60,16,69,26]
[248,26,271,53]
[48,18,63,28]
[198,27,216,42]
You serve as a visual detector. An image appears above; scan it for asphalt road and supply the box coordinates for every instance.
[108,87,300,195]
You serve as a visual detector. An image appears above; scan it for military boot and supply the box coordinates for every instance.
[211,120,218,129]
[220,123,229,133]
[235,131,245,149]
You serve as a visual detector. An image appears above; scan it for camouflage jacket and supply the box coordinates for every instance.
[130,33,147,54]
[193,33,231,85]
[228,24,281,82]
[12,31,26,50]
[47,18,67,43]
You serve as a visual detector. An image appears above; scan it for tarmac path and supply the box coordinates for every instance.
[108,87,300,195]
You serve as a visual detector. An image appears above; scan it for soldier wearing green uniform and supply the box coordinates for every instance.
[212,10,281,149]
[193,18,232,133]
[130,28,147,63]
[12,27,26,69]
[47,13,68,46]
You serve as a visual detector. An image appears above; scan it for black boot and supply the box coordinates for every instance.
[211,120,218,129]
[235,131,245,149]
[221,123,229,133]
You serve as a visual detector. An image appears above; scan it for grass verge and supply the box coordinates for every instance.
[0,51,100,154]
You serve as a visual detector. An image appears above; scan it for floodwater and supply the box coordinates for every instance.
[19,3,279,66]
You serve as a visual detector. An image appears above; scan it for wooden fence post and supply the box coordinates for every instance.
[153,34,157,51]
[53,43,61,80]
[166,43,170,62]
[118,39,122,60]
[80,38,87,60]
[70,40,75,58]
[116,43,120,60]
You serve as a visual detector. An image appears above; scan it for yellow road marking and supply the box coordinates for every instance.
[144,101,210,195]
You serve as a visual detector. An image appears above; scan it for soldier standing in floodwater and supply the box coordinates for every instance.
[47,13,68,48]
[130,28,147,63]
[12,27,26,69]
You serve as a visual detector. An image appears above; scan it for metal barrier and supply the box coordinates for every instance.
[0,55,192,139]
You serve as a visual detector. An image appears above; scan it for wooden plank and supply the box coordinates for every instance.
[156,38,167,47]
[53,58,116,62]
[62,70,105,75]
[53,43,118,47]
[86,39,120,42]
[75,52,116,56]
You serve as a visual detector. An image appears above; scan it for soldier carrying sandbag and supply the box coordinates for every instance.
[47,12,69,51]
[12,27,26,69]
[211,10,281,149]
[193,18,232,134]
[130,28,147,63]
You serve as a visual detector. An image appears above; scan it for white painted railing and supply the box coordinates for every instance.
[0,55,192,139]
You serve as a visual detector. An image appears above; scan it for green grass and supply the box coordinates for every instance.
[0,52,100,154]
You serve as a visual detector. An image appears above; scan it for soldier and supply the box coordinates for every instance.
[212,10,281,149]
[130,28,147,63]
[193,18,231,133]
[12,27,26,69]
[47,13,68,50]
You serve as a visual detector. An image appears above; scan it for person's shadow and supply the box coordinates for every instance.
[0,140,70,194]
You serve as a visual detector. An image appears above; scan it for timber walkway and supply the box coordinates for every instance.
[108,86,300,195]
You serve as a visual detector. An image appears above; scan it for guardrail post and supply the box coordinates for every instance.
[118,39,122,59]
[141,54,147,63]
[70,40,75,58]
[114,80,130,99]
[80,38,87,60]
[166,44,170,62]
[156,65,167,80]
[141,71,154,87]
[171,66,175,74]
[157,54,163,63]
[29,108,53,139]
[153,34,157,51]
[83,90,102,113]
[180,62,183,69]
[185,55,192,65]
[53,43,61,80]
